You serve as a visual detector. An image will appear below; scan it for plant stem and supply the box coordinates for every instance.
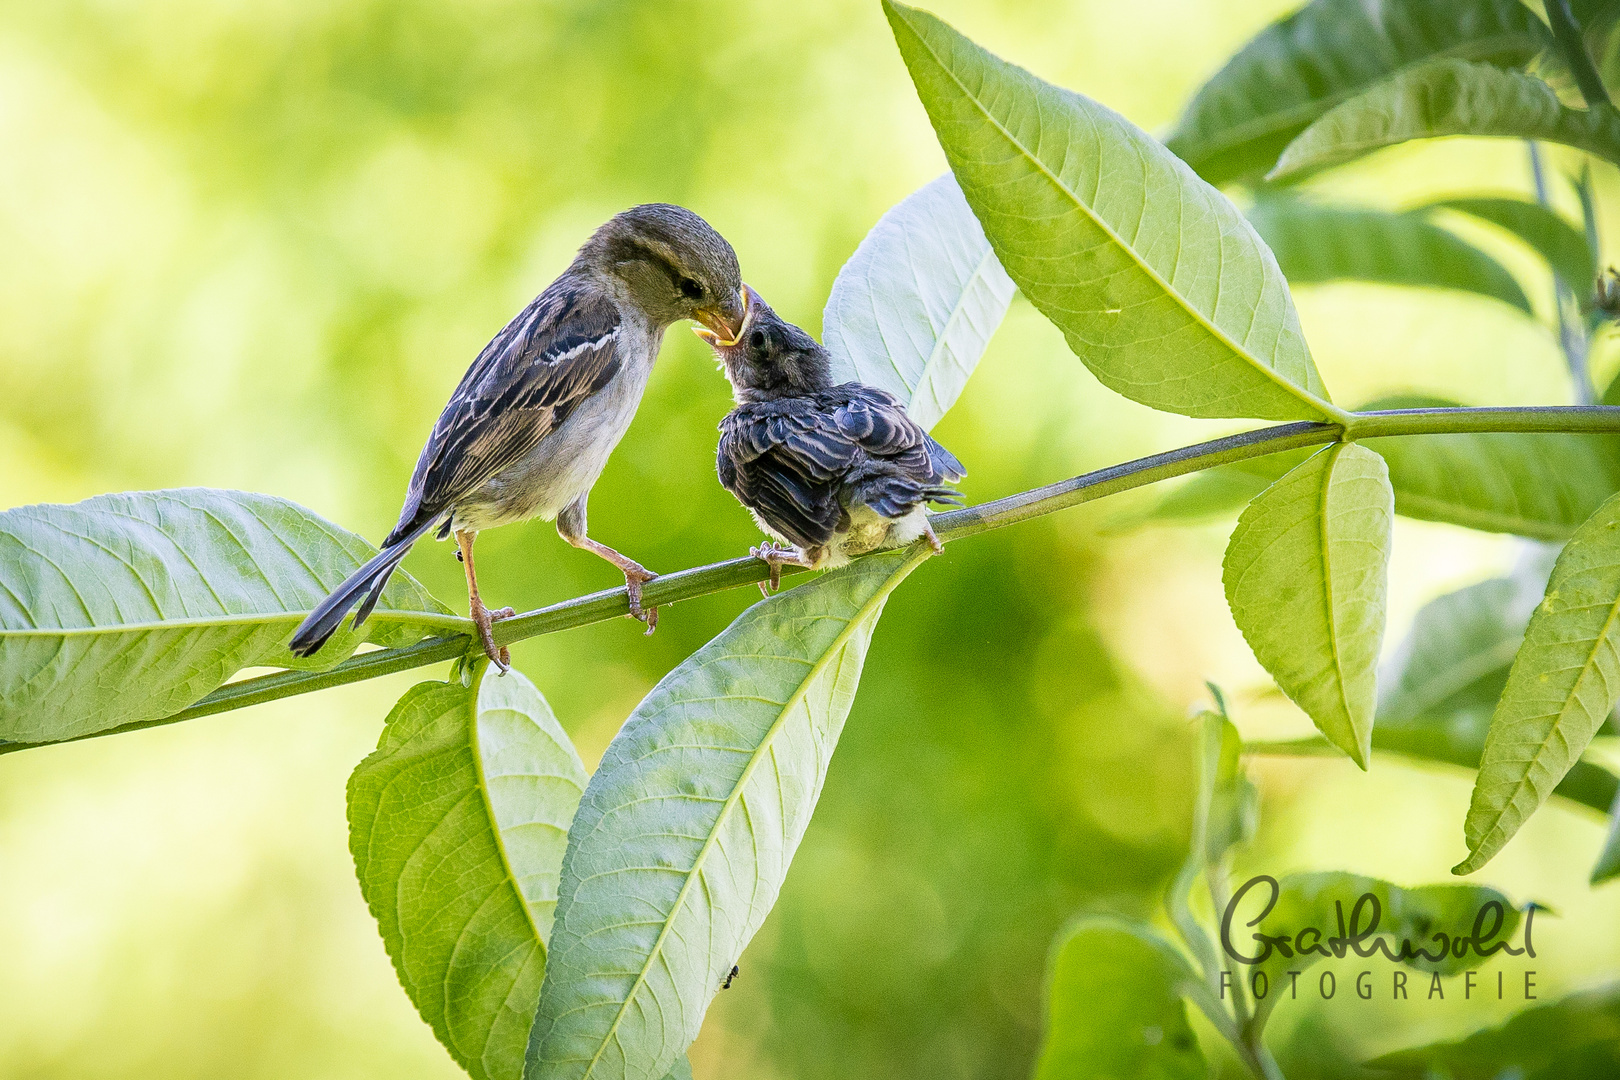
[8,405,1620,756]
[1204,861,1289,1080]
[1206,863,1251,1028]
[1341,405,1620,436]
[1529,141,1594,403]
[1547,0,1613,111]
[1241,1033,1287,1080]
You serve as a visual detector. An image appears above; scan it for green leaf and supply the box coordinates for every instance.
[0,488,461,744]
[1423,196,1597,290]
[527,548,929,1080]
[1223,444,1394,767]
[348,666,588,1080]
[1270,59,1620,182]
[1594,788,1620,884]
[1459,490,1620,874]
[1368,982,1620,1078]
[1246,197,1532,315]
[1165,0,1551,185]
[1227,871,1523,1028]
[1141,396,1620,541]
[882,0,1337,422]
[822,173,1016,430]
[1254,550,1620,815]
[1034,916,1208,1080]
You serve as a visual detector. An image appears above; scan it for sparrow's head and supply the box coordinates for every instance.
[583,203,745,338]
[705,286,833,402]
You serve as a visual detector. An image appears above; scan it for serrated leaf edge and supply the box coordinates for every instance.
[1458,587,1620,874]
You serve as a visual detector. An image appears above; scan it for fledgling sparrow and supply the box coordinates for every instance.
[291,204,746,669]
[700,286,964,591]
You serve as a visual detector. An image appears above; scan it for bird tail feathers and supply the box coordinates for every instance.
[925,436,966,483]
[863,481,963,520]
[288,519,435,658]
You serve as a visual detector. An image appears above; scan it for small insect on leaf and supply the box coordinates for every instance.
[722,965,740,991]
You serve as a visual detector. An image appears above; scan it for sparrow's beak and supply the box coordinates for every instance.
[693,286,753,347]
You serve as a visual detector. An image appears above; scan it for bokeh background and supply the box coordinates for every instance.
[2,0,1618,1076]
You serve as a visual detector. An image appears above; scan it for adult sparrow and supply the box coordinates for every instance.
[291,204,746,669]
[700,286,963,591]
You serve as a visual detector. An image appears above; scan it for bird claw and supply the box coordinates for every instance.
[622,565,659,635]
[750,543,789,593]
[471,603,515,673]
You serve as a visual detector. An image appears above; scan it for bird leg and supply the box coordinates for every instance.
[749,541,821,596]
[557,498,659,634]
[923,519,944,555]
[456,530,513,672]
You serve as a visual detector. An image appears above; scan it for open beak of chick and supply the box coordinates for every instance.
[693,285,755,347]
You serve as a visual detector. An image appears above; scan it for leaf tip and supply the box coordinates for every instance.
[1262,161,1296,185]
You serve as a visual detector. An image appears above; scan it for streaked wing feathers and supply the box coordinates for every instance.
[717,383,964,549]
[387,280,622,543]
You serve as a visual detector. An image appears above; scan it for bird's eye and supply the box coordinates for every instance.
[678,277,704,300]
[748,329,767,350]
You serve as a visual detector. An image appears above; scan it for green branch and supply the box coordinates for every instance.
[7,405,1620,757]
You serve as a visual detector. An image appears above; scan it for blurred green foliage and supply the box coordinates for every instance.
[2,1,1619,1078]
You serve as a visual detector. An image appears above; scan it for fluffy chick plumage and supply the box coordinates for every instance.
[709,288,964,578]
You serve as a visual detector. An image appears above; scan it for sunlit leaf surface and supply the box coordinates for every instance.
[823,173,1015,431]
[0,488,459,743]
[1223,444,1393,766]
[884,1,1334,422]
[349,667,587,1080]
[1256,551,1620,814]
[527,548,927,1080]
